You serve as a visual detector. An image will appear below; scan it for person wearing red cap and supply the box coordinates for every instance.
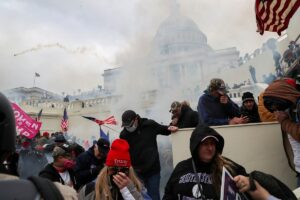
[78,139,148,200]
[37,131,50,146]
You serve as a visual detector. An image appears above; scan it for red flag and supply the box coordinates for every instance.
[255,0,300,35]
[61,108,69,132]
[82,115,117,126]
[102,116,117,125]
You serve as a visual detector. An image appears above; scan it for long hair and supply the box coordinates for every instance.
[95,166,142,200]
[210,153,236,197]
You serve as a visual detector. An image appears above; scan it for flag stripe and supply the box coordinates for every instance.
[278,0,300,33]
[265,0,281,30]
[61,108,68,131]
[255,0,300,35]
[82,115,117,125]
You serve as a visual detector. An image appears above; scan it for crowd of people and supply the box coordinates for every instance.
[1,73,300,199]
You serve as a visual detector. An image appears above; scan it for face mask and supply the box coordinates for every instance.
[125,124,137,132]
[63,159,75,169]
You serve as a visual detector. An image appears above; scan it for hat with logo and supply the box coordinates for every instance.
[106,139,131,167]
[169,101,181,112]
[121,110,137,127]
[208,78,226,92]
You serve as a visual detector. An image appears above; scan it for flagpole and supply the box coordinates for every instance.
[295,33,300,43]
[33,74,36,87]
[102,124,120,133]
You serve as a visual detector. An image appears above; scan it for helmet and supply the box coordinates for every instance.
[0,92,16,153]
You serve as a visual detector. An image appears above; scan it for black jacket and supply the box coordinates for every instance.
[176,105,199,128]
[74,147,105,189]
[164,125,296,200]
[240,104,261,123]
[163,125,248,200]
[120,117,171,178]
[163,157,247,200]
[39,163,78,190]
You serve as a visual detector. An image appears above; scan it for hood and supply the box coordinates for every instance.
[181,104,193,114]
[264,80,300,104]
[39,163,58,177]
[190,125,224,161]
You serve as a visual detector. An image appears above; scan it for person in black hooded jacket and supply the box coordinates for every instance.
[163,125,294,200]
[120,110,178,200]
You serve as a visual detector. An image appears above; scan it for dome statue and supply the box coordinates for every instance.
[152,1,212,56]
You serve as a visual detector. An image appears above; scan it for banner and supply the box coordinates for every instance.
[220,167,249,200]
[12,103,42,139]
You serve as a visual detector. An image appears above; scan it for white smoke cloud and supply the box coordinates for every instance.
[0,0,279,96]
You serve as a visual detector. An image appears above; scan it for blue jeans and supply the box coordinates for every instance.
[139,172,161,200]
[297,175,300,187]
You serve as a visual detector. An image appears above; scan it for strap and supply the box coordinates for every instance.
[192,160,206,200]
[28,176,64,200]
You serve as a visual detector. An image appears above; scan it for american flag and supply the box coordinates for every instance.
[100,127,109,141]
[61,108,69,132]
[82,115,117,126]
[256,0,300,35]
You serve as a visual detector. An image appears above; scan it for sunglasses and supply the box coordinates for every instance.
[108,166,130,176]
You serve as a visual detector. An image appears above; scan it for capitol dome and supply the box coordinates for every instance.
[152,8,212,56]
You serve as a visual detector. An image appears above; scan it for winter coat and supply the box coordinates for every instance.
[74,147,106,189]
[257,92,277,122]
[176,105,199,128]
[240,103,261,123]
[39,163,78,190]
[197,91,240,126]
[264,80,300,141]
[120,117,171,178]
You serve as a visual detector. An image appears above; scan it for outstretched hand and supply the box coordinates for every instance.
[233,175,250,193]
[233,175,271,200]
[168,126,178,132]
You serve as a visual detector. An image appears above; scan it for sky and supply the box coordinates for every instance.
[0,0,278,95]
